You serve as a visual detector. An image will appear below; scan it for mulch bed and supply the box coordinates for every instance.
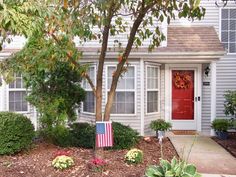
[0,137,177,177]
[212,132,236,158]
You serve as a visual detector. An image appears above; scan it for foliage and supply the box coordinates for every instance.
[125,148,143,164]
[211,119,231,132]
[88,158,107,172]
[69,122,96,148]
[0,112,35,155]
[40,125,73,147]
[111,122,140,150]
[52,155,74,170]
[224,91,236,117]
[150,119,172,131]
[145,157,201,177]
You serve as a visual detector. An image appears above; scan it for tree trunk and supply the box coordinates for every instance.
[104,11,147,121]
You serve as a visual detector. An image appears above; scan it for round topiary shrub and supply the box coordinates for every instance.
[0,112,35,155]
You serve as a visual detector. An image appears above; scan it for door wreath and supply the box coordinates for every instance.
[173,72,192,89]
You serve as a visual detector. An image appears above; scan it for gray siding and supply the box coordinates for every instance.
[216,55,236,118]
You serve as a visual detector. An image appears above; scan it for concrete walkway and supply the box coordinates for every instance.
[168,134,236,175]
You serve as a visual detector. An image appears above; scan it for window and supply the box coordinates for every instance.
[8,73,28,112]
[221,8,236,53]
[107,66,135,114]
[82,66,96,113]
[146,66,159,113]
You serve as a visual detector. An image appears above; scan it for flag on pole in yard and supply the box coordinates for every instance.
[96,121,113,147]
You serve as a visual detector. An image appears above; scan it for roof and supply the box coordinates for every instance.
[0,26,225,60]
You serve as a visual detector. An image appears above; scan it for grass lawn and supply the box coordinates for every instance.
[0,137,177,177]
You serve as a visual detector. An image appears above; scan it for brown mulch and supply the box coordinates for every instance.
[0,137,177,177]
[212,132,236,158]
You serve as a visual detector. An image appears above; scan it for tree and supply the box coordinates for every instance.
[1,0,206,123]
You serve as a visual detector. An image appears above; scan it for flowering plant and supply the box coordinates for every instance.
[52,155,74,170]
[125,148,143,164]
[88,157,107,172]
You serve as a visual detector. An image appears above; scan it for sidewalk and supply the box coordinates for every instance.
[168,134,236,175]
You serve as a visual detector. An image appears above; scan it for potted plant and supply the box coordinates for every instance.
[211,119,231,140]
[150,119,172,139]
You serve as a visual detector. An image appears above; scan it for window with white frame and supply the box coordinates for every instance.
[146,66,159,113]
[221,8,236,53]
[8,73,28,112]
[82,66,96,113]
[107,66,135,114]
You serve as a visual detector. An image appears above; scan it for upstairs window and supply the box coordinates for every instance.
[8,73,28,112]
[82,66,96,113]
[221,8,236,53]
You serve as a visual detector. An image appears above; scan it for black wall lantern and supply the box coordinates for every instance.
[204,65,210,77]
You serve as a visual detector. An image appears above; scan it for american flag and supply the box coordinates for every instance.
[96,121,113,147]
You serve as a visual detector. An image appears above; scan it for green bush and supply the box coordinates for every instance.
[68,122,140,149]
[211,119,231,132]
[150,119,172,131]
[40,125,72,147]
[112,122,140,150]
[52,155,74,170]
[0,112,35,155]
[69,122,95,148]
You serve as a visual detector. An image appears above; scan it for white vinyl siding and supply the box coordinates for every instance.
[107,66,135,114]
[82,66,96,113]
[221,8,236,53]
[146,66,160,113]
[8,74,28,112]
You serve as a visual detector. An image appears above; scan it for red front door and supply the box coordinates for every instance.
[172,70,194,120]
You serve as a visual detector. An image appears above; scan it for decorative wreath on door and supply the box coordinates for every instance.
[173,72,192,89]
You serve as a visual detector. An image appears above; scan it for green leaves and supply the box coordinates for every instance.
[145,157,201,177]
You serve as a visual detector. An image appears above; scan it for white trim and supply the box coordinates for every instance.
[165,64,202,131]
[105,64,137,116]
[140,59,145,136]
[145,64,161,115]
[210,61,217,136]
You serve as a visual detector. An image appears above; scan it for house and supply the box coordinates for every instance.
[0,0,235,136]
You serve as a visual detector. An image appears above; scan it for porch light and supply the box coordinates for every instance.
[204,66,210,77]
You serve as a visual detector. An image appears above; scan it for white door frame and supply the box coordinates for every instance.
[165,64,202,131]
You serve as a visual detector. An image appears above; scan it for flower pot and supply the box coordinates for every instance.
[216,131,228,140]
[156,130,165,139]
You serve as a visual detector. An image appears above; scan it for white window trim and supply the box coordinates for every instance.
[81,64,96,115]
[105,64,137,116]
[7,77,30,113]
[219,7,236,54]
[145,65,160,115]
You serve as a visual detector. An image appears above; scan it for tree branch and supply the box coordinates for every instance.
[50,32,96,95]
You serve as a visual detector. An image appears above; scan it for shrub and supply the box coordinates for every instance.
[211,119,231,132]
[0,112,35,155]
[88,158,107,172]
[224,90,236,117]
[150,119,172,131]
[69,122,96,148]
[145,157,201,177]
[40,125,72,147]
[125,148,143,164]
[68,122,140,149]
[52,155,74,170]
[112,122,140,150]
